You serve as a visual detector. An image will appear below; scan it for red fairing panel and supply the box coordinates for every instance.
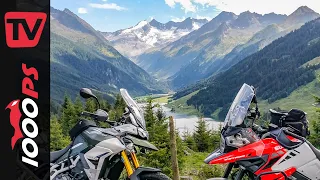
[208,138,286,164]
[259,167,296,180]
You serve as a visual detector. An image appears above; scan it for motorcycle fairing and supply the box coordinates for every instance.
[206,138,285,165]
[125,135,158,151]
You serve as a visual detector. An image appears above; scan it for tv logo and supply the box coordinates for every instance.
[5,12,47,48]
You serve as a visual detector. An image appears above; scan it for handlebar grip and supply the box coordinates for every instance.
[81,111,97,119]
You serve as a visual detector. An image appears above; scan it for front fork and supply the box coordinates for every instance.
[121,150,140,177]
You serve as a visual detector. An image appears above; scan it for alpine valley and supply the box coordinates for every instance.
[50,7,168,103]
[50,5,320,121]
[134,6,319,88]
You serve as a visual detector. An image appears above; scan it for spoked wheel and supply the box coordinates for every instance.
[139,172,171,180]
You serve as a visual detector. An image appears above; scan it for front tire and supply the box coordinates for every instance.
[139,172,171,180]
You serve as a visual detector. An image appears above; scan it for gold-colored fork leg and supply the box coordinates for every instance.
[131,152,140,168]
[121,150,134,176]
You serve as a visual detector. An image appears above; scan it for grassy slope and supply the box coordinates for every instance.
[166,91,201,116]
[169,71,320,122]
[180,152,224,180]
[259,73,320,122]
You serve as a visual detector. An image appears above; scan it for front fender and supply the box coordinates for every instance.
[129,167,161,180]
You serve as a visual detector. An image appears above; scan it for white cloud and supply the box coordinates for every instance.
[165,0,176,8]
[164,0,320,15]
[165,0,196,13]
[78,8,88,14]
[171,16,186,22]
[102,0,107,1]
[196,15,212,21]
[89,3,127,11]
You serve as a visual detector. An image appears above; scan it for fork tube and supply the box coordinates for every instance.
[130,152,140,168]
[223,163,234,178]
[121,151,134,176]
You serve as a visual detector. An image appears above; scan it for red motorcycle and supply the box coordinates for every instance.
[205,83,320,180]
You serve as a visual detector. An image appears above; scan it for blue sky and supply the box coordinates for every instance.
[51,0,320,32]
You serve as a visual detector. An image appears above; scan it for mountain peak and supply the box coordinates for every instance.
[63,8,73,14]
[213,11,237,23]
[290,6,318,16]
[284,6,320,25]
[150,18,160,24]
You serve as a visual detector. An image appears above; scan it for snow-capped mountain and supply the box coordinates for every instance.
[101,18,208,60]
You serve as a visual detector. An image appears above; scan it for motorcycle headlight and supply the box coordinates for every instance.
[225,133,251,148]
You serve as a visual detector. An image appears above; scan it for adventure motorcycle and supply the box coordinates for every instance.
[204,83,320,180]
[50,88,171,180]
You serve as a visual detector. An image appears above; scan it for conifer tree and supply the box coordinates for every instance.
[309,75,320,148]
[193,117,211,152]
[50,115,70,151]
[60,95,77,136]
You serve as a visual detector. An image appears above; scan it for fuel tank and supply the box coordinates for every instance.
[81,127,126,156]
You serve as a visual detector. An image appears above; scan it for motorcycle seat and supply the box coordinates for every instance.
[50,143,72,163]
[306,140,320,161]
[274,129,302,149]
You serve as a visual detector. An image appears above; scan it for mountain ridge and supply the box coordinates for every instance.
[168,6,319,89]
[50,7,167,103]
[102,17,208,59]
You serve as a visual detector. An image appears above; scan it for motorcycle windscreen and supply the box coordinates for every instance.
[120,88,146,130]
[223,83,255,128]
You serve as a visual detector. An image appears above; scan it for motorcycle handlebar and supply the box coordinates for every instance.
[80,111,117,126]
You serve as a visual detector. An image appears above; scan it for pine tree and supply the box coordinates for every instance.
[141,98,186,177]
[85,98,97,112]
[193,116,211,152]
[74,96,84,116]
[109,94,126,121]
[309,75,320,148]
[100,99,111,112]
[60,96,77,136]
[50,115,70,151]
[182,130,197,151]
[145,97,156,128]
[114,94,126,110]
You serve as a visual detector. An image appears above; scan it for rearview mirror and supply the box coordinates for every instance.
[80,88,96,99]
[80,88,100,108]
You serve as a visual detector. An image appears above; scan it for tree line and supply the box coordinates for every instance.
[50,94,224,179]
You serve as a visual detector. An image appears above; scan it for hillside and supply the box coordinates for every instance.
[50,7,167,103]
[174,17,320,119]
[170,6,319,89]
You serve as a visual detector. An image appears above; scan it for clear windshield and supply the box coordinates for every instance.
[120,89,146,130]
[223,83,255,127]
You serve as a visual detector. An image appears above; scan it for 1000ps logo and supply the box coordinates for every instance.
[6,64,40,167]
[4,12,46,168]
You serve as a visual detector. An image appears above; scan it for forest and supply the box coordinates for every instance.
[178,18,320,119]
